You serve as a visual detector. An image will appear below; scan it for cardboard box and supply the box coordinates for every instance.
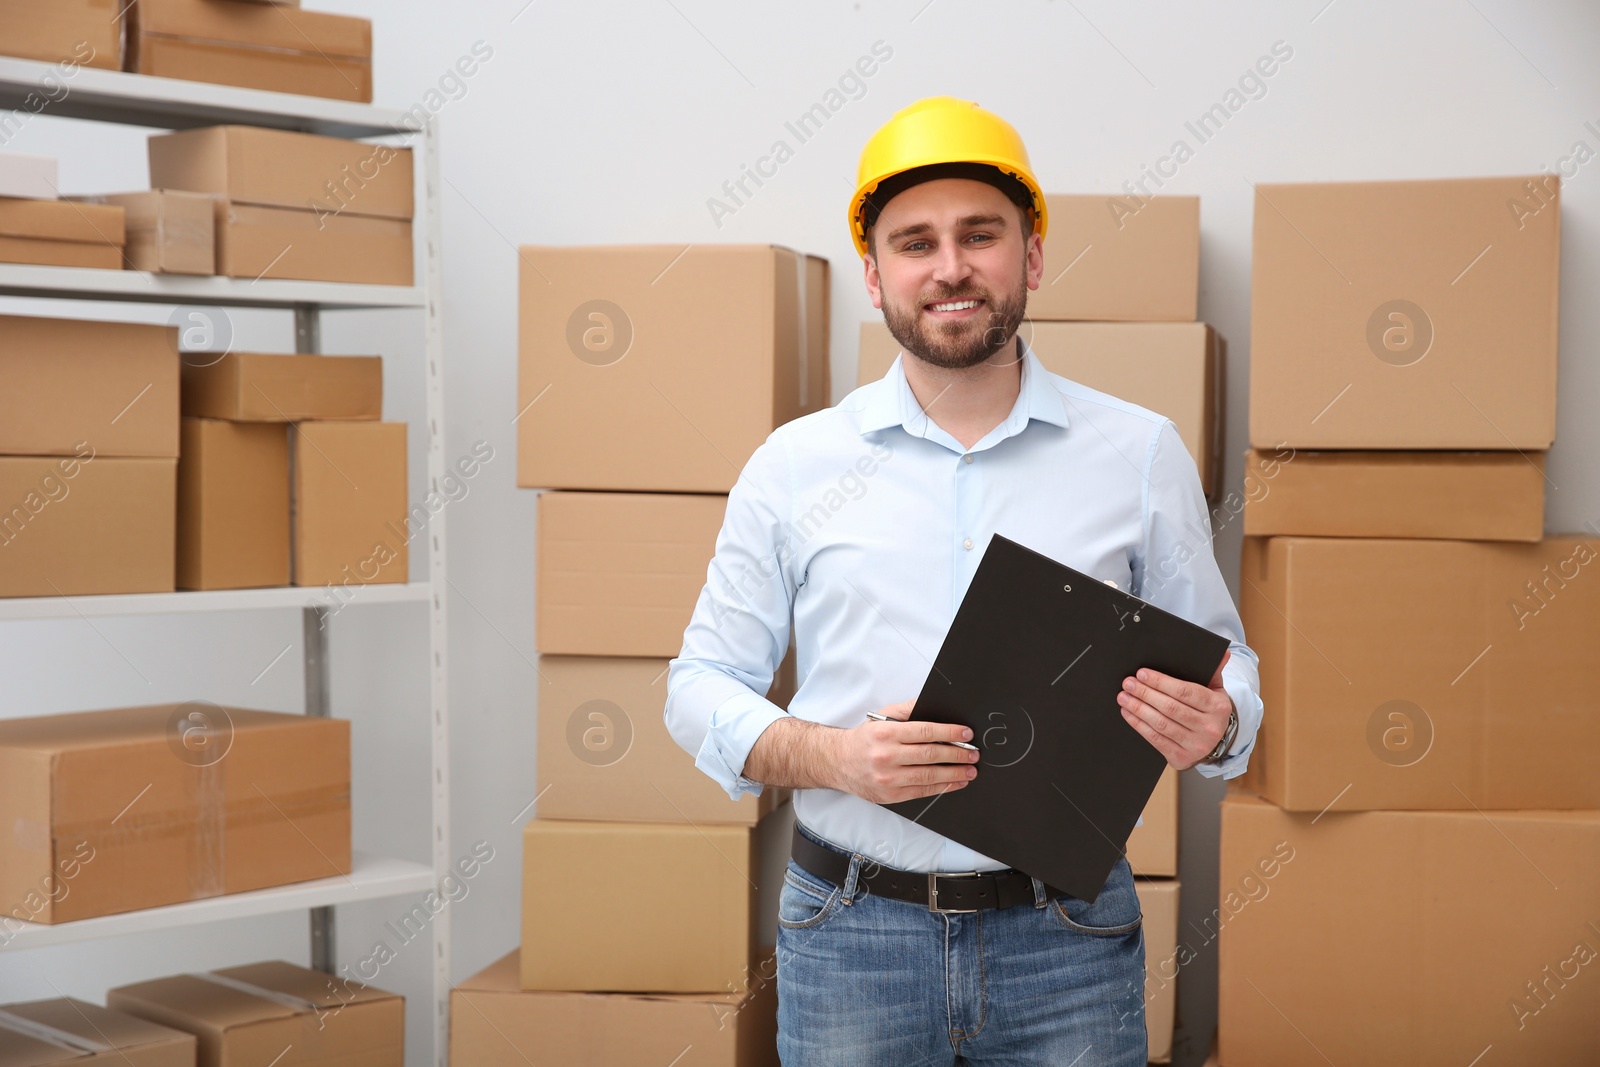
[1239,535,1600,811]
[73,190,215,274]
[453,949,779,1067]
[182,352,382,422]
[0,456,176,598]
[0,314,180,458]
[109,961,401,1067]
[177,418,289,590]
[212,201,412,285]
[0,0,122,69]
[1218,792,1600,1067]
[536,490,725,656]
[1250,175,1559,449]
[522,818,771,993]
[148,126,413,221]
[127,0,372,102]
[0,705,349,923]
[290,421,408,587]
[0,197,125,269]
[0,153,59,200]
[858,320,1222,497]
[1030,194,1198,321]
[129,34,370,102]
[0,998,195,1066]
[1126,766,1177,877]
[1242,447,1546,541]
[534,653,794,825]
[149,126,413,285]
[1137,878,1179,1064]
[518,245,829,492]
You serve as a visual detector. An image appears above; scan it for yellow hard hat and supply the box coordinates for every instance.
[849,96,1047,257]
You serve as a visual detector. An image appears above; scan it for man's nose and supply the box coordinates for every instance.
[929,237,974,289]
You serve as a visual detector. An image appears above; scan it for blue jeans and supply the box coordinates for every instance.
[776,824,1147,1066]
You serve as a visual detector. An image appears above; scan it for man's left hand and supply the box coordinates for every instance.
[1117,650,1233,770]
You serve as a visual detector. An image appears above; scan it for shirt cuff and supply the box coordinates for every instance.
[1192,673,1262,781]
[694,689,790,801]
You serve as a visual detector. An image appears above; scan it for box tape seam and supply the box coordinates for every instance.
[0,1009,112,1054]
[193,760,225,899]
[187,971,322,1013]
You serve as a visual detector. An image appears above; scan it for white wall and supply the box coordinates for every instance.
[3,2,1597,1064]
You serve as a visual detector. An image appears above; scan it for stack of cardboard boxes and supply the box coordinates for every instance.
[145,126,415,285]
[0,0,376,102]
[0,152,130,269]
[1219,175,1600,1065]
[0,315,179,596]
[0,317,404,597]
[0,702,399,1064]
[857,193,1215,1064]
[0,125,412,283]
[178,351,406,591]
[456,244,828,1064]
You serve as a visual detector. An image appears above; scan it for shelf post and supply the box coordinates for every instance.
[303,605,335,974]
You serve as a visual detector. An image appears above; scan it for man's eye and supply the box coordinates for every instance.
[967,232,994,244]
[903,241,929,253]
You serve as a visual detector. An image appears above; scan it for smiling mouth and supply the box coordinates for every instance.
[925,297,985,315]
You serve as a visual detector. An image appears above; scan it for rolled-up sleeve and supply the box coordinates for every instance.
[665,433,797,800]
[1133,419,1263,779]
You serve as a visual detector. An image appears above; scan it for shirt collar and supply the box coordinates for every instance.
[857,339,1072,439]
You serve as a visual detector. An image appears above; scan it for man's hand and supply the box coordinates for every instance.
[1117,650,1234,771]
[834,700,979,804]
[741,700,978,803]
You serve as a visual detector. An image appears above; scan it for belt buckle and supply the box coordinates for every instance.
[927,871,981,914]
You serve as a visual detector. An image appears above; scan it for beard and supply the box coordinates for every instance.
[882,272,1029,371]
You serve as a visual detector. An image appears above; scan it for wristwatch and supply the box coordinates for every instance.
[1202,703,1239,764]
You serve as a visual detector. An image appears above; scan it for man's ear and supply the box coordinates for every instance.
[1024,226,1045,293]
[863,249,884,310]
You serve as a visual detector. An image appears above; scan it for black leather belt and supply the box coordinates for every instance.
[790,823,1065,913]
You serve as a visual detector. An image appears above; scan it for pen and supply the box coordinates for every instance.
[866,709,978,751]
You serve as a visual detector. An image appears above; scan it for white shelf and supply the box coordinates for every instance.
[0,58,413,138]
[0,263,424,310]
[0,853,435,952]
[0,582,431,622]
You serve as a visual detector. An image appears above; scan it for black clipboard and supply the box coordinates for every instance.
[882,534,1230,902]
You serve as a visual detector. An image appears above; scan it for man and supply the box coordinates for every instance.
[667,96,1262,1066]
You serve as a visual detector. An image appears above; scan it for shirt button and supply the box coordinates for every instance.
[963,538,973,550]
[963,454,973,464]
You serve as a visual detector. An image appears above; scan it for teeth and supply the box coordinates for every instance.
[930,300,979,312]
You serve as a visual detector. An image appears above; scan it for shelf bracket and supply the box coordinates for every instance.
[293,303,321,355]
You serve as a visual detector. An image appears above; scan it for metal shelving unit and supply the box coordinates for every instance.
[0,60,451,1066]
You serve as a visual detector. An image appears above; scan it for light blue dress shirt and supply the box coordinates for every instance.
[666,344,1263,874]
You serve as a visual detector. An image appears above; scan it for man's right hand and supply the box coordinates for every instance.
[832,700,979,804]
